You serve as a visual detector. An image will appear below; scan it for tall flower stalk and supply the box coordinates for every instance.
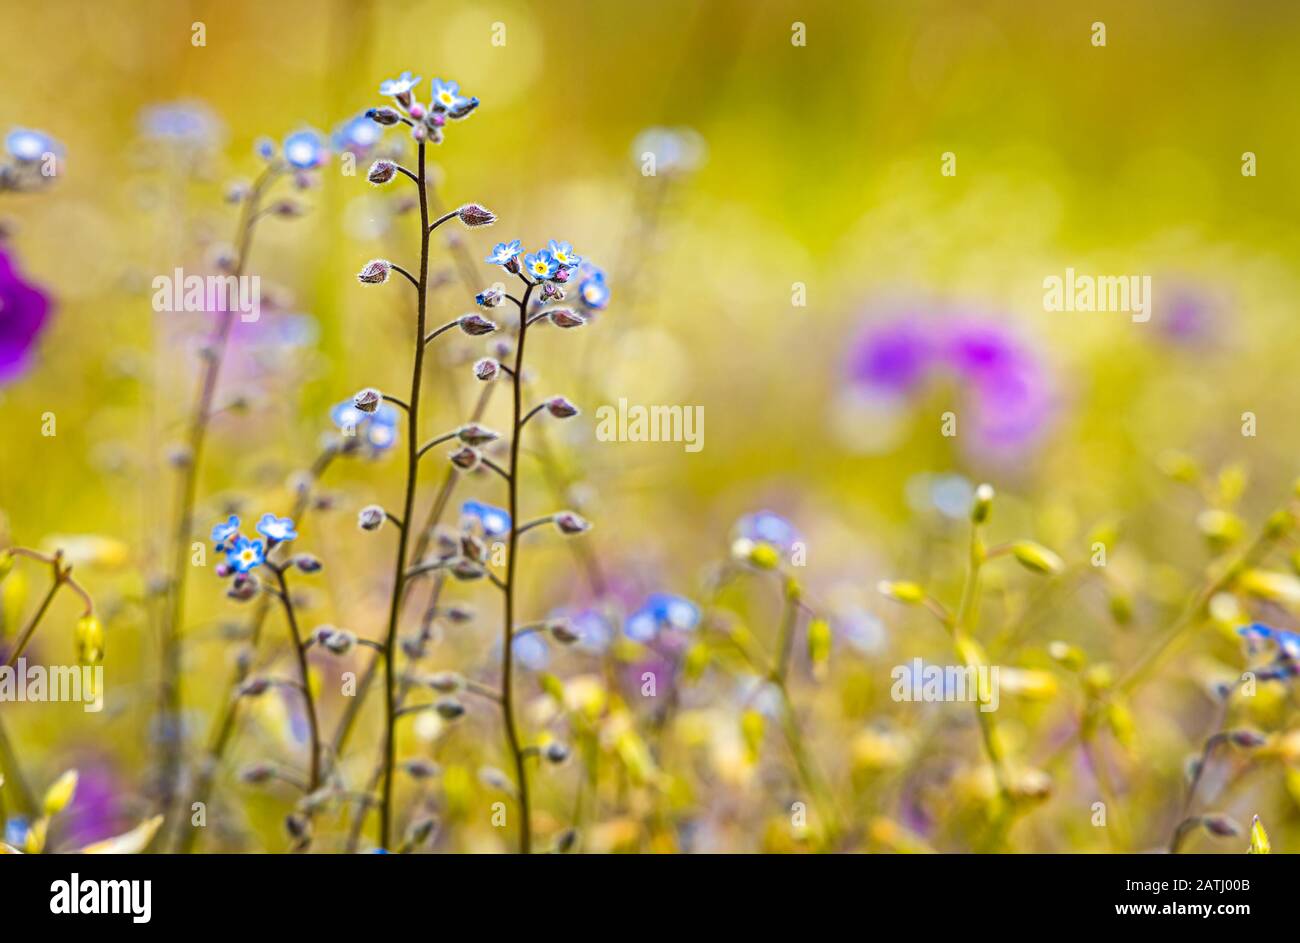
[350,72,487,850]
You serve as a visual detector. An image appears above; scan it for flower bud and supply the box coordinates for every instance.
[457,204,496,227]
[544,742,570,764]
[227,574,259,602]
[285,813,310,840]
[357,259,391,284]
[475,287,504,308]
[75,614,105,665]
[877,580,926,604]
[294,554,323,574]
[366,107,402,126]
[546,396,579,418]
[549,620,580,644]
[457,423,499,446]
[548,308,586,329]
[449,446,481,470]
[367,160,397,185]
[358,505,385,531]
[1227,728,1268,749]
[971,483,994,524]
[458,313,497,336]
[449,97,480,119]
[446,605,475,624]
[238,676,271,697]
[1202,814,1241,838]
[240,762,276,784]
[353,387,382,413]
[1011,541,1065,576]
[450,558,485,581]
[474,358,500,381]
[428,671,462,693]
[554,511,591,535]
[323,628,357,655]
[435,698,466,720]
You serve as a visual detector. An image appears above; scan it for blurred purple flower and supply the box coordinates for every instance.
[0,246,52,385]
[845,309,1053,454]
[1158,285,1219,347]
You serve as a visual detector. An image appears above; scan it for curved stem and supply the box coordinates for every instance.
[379,138,431,851]
[389,263,421,291]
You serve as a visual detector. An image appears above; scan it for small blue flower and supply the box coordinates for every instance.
[211,515,241,552]
[282,129,327,169]
[256,513,298,543]
[332,112,384,156]
[429,78,468,113]
[625,593,700,642]
[524,250,558,281]
[1240,622,1300,661]
[462,499,511,539]
[227,536,266,574]
[578,266,609,310]
[4,816,30,849]
[735,510,800,554]
[5,128,60,163]
[512,632,549,671]
[379,71,421,99]
[547,240,582,269]
[140,102,221,145]
[486,240,523,266]
[254,136,276,161]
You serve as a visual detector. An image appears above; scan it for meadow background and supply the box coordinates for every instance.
[3,0,1300,853]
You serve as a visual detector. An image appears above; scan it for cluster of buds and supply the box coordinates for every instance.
[367,72,479,147]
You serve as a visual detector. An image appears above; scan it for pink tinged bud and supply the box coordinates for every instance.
[457,423,499,446]
[215,562,232,578]
[1228,729,1268,748]
[428,671,462,693]
[228,574,259,602]
[549,621,580,644]
[358,259,391,284]
[449,446,481,470]
[412,124,427,142]
[272,199,305,218]
[358,505,385,531]
[353,387,382,413]
[408,103,425,120]
[1202,815,1241,838]
[552,266,571,283]
[368,160,397,185]
[554,511,591,535]
[457,203,496,227]
[458,313,497,336]
[548,308,586,329]
[474,358,500,381]
[547,396,579,418]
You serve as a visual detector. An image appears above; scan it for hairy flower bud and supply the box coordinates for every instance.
[458,313,497,336]
[457,203,496,227]
[353,387,382,413]
[475,287,504,308]
[449,445,481,470]
[554,511,591,535]
[546,396,579,418]
[227,573,259,602]
[457,423,499,446]
[358,505,385,531]
[549,620,580,644]
[435,698,466,720]
[357,259,391,284]
[367,159,397,185]
[293,554,323,574]
[366,107,402,126]
[474,357,500,381]
[548,308,586,329]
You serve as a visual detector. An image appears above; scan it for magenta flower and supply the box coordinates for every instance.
[0,246,52,385]
[844,308,1054,454]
